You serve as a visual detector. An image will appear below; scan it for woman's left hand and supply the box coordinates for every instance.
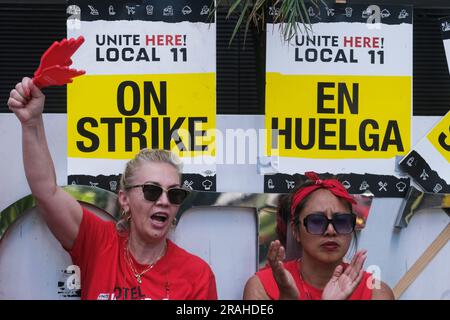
[321,250,367,300]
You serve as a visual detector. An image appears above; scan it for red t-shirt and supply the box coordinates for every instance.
[68,208,218,300]
[256,260,373,300]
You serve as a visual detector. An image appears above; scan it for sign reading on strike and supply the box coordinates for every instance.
[67,0,217,192]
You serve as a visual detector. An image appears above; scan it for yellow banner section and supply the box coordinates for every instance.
[68,73,216,159]
[427,112,450,163]
[265,73,411,159]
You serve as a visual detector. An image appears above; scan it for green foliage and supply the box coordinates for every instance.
[213,0,319,45]
[0,195,36,238]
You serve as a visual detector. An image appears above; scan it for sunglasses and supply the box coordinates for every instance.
[303,213,356,235]
[125,183,190,205]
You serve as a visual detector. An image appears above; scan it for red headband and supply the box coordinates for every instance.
[290,172,356,220]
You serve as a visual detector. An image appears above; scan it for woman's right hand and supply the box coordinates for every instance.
[267,240,299,300]
[7,77,45,125]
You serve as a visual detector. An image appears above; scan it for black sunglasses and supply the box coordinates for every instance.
[303,213,356,235]
[125,183,190,205]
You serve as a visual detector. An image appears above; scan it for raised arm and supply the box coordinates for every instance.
[8,77,82,250]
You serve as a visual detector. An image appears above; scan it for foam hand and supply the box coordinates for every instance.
[33,65,86,88]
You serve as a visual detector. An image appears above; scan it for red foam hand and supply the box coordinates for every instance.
[34,36,85,76]
[32,36,85,88]
[33,65,86,88]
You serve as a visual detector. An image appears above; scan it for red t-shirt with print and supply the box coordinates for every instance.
[256,260,373,300]
[68,208,217,300]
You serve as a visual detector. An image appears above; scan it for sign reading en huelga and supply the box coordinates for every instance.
[264,3,412,190]
[399,112,450,194]
[441,16,450,74]
[66,1,216,191]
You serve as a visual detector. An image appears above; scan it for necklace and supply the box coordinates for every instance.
[125,238,166,284]
[297,259,314,300]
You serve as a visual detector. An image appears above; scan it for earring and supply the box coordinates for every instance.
[122,209,131,222]
[171,217,177,227]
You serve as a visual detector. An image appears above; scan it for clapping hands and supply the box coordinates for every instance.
[321,250,367,300]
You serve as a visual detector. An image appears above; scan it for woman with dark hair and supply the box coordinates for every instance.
[244,172,394,300]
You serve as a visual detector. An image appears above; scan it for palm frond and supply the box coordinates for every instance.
[212,0,319,46]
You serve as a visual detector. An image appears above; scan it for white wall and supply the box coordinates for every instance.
[0,114,67,211]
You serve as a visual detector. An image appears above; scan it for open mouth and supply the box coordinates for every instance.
[150,212,169,223]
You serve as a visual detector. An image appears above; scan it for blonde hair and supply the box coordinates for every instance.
[117,148,183,232]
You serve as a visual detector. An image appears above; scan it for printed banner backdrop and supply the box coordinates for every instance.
[264,2,412,197]
[399,112,450,194]
[66,0,216,192]
[441,16,450,74]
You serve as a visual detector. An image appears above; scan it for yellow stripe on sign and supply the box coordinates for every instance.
[427,112,450,163]
[67,73,216,159]
[265,73,411,159]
